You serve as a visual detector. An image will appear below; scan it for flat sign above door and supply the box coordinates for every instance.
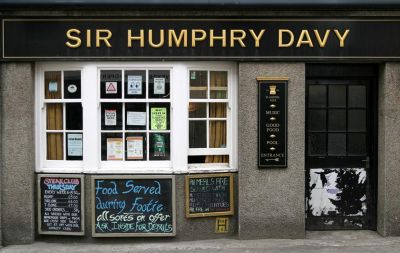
[4,19,400,59]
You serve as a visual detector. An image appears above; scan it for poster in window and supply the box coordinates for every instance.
[67,133,83,156]
[105,81,118,94]
[127,111,146,126]
[151,108,167,130]
[105,109,117,126]
[127,75,142,95]
[107,138,123,160]
[152,133,166,158]
[153,78,165,95]
[126,136,144,160]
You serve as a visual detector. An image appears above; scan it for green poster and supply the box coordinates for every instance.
[151,107,167,130]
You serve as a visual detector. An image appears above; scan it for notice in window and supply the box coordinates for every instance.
[105,109,117,126]
[107,138,123,160]
[127,111,146,126]
[127,75,142,95]
[126,136,144,160]
[67,133,83,156]
[105,81,118,94]
[151,107,167,130]
[153,78,165,95]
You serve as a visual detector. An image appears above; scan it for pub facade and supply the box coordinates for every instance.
[1,0,400,246]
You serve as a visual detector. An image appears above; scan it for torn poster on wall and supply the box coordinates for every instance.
[307,168,367,219]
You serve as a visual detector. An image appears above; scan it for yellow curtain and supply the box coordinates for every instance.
[45,71,63,160]
[206,72,228,163]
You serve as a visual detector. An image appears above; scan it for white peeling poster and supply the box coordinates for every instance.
[67,133,83,156]
[126,136,144,160]
[153,78,165,95]
[105,109,117,126]
[106,138,123,160]
[127,75,142,95]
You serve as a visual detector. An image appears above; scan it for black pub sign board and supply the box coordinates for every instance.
[5,19,400,59]
[38,174,84,235]
[185,173,234,218]
[92,175,175,237]
[258,78,288,168]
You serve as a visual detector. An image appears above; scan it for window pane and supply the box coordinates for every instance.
[64,71,81,99]
[309,85,326,108]
[210,71,227,99]
[348,133,367,155]
[189,121,207,148]
[47,133,63,160]
[188,155,229,164]
[101,133,123,161]
[66,133,83,160]
[329,85,346,107]
[308,109,326,131]
[328,109,346,131]
[328,133,346,156]
[125,103,146,130]
[125,70,146,99]
[209,103,227,118]
[100,70,122,99]
[348,85,366,108]
[190,70,208,99]
[101,103,122,130]
[46,103,63,130]
[126,133,147,161]
[45,71,62,99]
[209,120,227,148]
[149,133,170,160]
[308,133,326,155]
[189,103,207,118]
[66,103,82,130]
[149,70,170,99]
[348,109,366,132]
[149,103,170,130]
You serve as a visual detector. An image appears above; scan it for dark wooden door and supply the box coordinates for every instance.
[305,65,377,230]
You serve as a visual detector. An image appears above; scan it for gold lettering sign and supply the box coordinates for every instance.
[65,28,350,49]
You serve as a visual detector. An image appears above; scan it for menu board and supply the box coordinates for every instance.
[185,173,234,218]
[258,78,288,168]
[92,175,175,237]
[38,174,84,235]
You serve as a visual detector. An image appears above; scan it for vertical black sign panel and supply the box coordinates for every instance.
[258,78,288,168]
[38,174,84,235]
[92,175,176,237]
[185,173,234,218]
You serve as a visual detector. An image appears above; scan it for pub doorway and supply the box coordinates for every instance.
[305,65,378,230]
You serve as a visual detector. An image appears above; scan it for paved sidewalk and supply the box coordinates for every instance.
[2,231,400,253]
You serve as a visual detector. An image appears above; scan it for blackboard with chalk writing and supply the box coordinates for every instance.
[185,173,234,218]
[92,175,176,237]
[38,174,84,235]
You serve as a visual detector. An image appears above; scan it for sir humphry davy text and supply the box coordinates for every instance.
[95,179,173,234]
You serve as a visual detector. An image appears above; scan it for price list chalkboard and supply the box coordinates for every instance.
[258,77,288,168]
[185,173,234,218]
[92,175,176,237]
[38,174,84,235]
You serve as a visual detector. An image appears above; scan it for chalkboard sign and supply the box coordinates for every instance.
[92,175,176,237]
[185,173,234,218]
[38,174,84,235]
[258,77,288,168]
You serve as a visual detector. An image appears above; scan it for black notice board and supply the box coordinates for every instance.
[185,173,234,218]
[258,78,288,168]
[38,174,85,235]
[92,175,176,237]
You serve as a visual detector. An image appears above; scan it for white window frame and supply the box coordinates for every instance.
[35,62,237,174]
